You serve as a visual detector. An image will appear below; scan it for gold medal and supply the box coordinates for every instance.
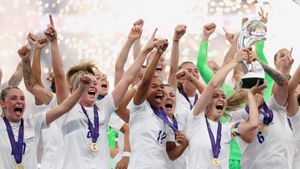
[212,158,220,166]
[90,143,98,152]
[15,163,24,169]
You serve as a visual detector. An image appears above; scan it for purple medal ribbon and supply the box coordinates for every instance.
[81,105,100,143]
[205,117,222,159]
[287,118,293,131]
[3,116,24,164]
[150,105,179,134]
[179,91,198,110]
[245,101,273,125]
[205,117,222,158]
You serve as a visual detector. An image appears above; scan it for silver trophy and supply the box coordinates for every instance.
[238,18,267,88]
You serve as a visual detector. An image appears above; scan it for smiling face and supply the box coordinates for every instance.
[77,74,99,107]
[162,85,176,117]
[206,88,227,120]
[147,51,166,78]
[94,69,109,96]
[147,77,164,108]
[1,87,25,122]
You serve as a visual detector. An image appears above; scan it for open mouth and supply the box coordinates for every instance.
[165,103,173,109]
[101,84,108,88]
[88,88,96,96]
[14,107,23,115]
[156,67,163,71]
[154,93,164,101]
[215,103,224,111]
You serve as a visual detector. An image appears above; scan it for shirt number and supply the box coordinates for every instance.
[157,130,167,144]
[257,131,265,144]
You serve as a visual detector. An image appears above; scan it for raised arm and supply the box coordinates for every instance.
[46,74,92,125]
[7,61,23,87]
[239,82,266,143]
[133,38,168,105]
[132,19,144,60]
[221,27,238,67]
[287,54,300,116]
[115,19,143,86]
[168,24,186,87]
[176,69,205,94]
[194,50,247,116]
[261,63,288,106]
[112,29,160,107]
[196,23,216,84]
[44,14,69,104]
[27,33,49,105]
[18,45,53,105]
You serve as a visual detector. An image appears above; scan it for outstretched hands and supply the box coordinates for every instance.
[222,27,237,44]
[258,7,268,24]
[142,28,158,53]
[78,73,93,90]
[155,39,168,54]
[44,14,57,42]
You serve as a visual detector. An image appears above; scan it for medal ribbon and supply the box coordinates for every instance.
[288,118,293,131]
[179,91,198,110]
[3,116,24,164]
[150,105,178,134]
[245,101,273,125]
[205,117,222,159]
[81,105,99,143]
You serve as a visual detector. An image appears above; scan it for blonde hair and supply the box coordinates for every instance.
[226,88,248,111]
[66,61,97,91]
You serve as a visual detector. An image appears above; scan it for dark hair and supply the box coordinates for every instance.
[0,86,21,101]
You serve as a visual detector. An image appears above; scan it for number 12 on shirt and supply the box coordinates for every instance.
[157,130,167,144]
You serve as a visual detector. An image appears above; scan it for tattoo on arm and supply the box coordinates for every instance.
[22,58,36,87]
[261,64,288,86]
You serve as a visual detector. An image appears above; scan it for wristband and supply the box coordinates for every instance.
[123,151,131,157]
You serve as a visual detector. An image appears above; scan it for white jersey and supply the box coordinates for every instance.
[35,95,64,169]
[166,89,192,169]
[0,112,48,169]
[230,96,294,169]
[178,90,200,111]
[58,93,116,169]
[290,109,300,169]
[186,112,234,169]
[128,100,171,169]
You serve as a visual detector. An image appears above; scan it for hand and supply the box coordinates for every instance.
[142,28,158,53]
[173,24,186,41]
[247,49,259,64]
[234,50,248,63]
[203,23,216,37]
[176,69,192,81]
[44,14,57,42]
[175,132,188,148]
[128,25,143,41]
[115,156,129,169]
[133,18,144,27]
[155,39,168,54]
[222,27,236,44]
[79,73,93,89]
[18,45,31,60]
[249,80,267,95]
[286,47,294,66]
[27,33,49,49]
[258,7,268,24]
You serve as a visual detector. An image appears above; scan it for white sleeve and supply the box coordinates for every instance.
[33,110,49,134]
[268,96,287,117]
[96,93,117,117]
[129,100,146,115]
[223,122,235,141]
[109,113,125,130]
[230,109,249,123]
